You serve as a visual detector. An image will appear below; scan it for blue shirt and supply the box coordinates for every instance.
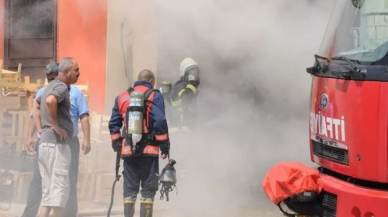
[31,85,89,138]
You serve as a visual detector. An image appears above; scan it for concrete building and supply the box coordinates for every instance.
[0,0,158,114]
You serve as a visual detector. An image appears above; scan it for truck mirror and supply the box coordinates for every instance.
[351,0,365,8]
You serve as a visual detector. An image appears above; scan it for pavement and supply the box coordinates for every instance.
[0,194,284,217]
[0,127,305,217]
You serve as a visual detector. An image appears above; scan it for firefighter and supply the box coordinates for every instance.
[108,69,171,217]
[169,57,200,133]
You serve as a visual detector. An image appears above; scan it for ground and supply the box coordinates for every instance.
[0,194,283,217]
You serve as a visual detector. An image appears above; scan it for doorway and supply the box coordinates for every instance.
[4,0,57,83]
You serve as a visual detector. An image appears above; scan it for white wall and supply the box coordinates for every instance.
[105,0,157,114]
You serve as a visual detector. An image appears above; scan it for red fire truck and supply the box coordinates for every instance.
[263,0,388,216]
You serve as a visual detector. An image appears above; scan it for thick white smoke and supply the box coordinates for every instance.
[0,0,336,216]
[152,0,336,216]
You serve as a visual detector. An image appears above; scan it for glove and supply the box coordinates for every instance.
[112,137,123,152]
[161,145,169,157]
[159,142,169,156]
[161,150,169,156]
[161,150,169,158]
[188,80,200,88]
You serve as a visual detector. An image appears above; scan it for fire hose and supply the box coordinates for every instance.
[107,150,121,217]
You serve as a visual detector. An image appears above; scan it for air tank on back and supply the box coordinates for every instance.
[127,90,145,146]
[159,81,172,122]
[159,81,172,104]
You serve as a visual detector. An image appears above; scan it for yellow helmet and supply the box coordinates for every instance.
[180,57,198,77]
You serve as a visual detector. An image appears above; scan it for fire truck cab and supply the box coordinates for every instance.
[263,0,388,216]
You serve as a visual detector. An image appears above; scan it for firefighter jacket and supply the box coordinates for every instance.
[108,81,170,157]
[169,77,198,133]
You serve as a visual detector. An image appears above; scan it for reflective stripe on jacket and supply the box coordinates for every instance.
[169,78,198,133]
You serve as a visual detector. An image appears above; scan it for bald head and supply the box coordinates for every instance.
[138,69,155,81]
[137,69,156,87]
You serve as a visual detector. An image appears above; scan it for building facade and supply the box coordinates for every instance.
[0,0,158,114]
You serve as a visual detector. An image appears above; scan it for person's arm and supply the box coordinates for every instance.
[76,90,90,142]
[80,114,90,154]
[27,109,36,136]
[32,99,42,134]
[80,114,90,141]
[181,83,197,99]
[25,110,36,152]
[31,87,45,136]
[28,116,36,138]
[46,83,68,128]
[109,97,123,152]
[46,83,69,140]
[76,90,91,154]
[179,84,197,111]
[45,95,59,128]
[151,91,170,156]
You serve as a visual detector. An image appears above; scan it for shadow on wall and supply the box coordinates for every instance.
[153,0,335,216]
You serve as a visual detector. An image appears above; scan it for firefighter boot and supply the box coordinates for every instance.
[124,197,136,217]
[140,197,154,217]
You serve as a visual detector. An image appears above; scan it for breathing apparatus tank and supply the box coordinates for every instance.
[159,159,177,202]
[159,81,172,122]
[127,90,145,152]
[159,81,172,104]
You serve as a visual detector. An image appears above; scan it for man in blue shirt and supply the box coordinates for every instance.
[21,62,91,217]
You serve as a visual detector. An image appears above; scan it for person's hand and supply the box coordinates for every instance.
[51,126,67,140]
[188,80,200,88]
[82,139,91,155]
[160,152,168,160]
[112,138,122,152]
[25,137,35,153]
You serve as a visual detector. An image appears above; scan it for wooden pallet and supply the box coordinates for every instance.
[90,112,111,142]
[0,168,33,204]
[0,110,29,151]
[0,77,43,93]
[0,60,44,93]
[5,111,29,153]
[0,93,32,111]
[0,60,21,83]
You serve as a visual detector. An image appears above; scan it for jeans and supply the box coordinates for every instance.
[20,136,80,217]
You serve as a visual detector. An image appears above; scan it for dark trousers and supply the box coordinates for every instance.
[123,157,159,200]
[21,136,80,217]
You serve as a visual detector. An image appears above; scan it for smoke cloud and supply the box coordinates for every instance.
[0,0,336,216]
[153,0,335,216]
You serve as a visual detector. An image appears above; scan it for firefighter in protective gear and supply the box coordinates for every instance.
[108,69,171,217]
[169,57,200,133]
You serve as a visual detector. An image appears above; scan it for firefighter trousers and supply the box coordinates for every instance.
[123,156,159,200]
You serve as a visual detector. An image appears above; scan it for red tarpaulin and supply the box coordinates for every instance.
[262,162,324,205]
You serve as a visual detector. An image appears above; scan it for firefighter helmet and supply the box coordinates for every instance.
[159,159,177,201]
[180,57,199,77]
